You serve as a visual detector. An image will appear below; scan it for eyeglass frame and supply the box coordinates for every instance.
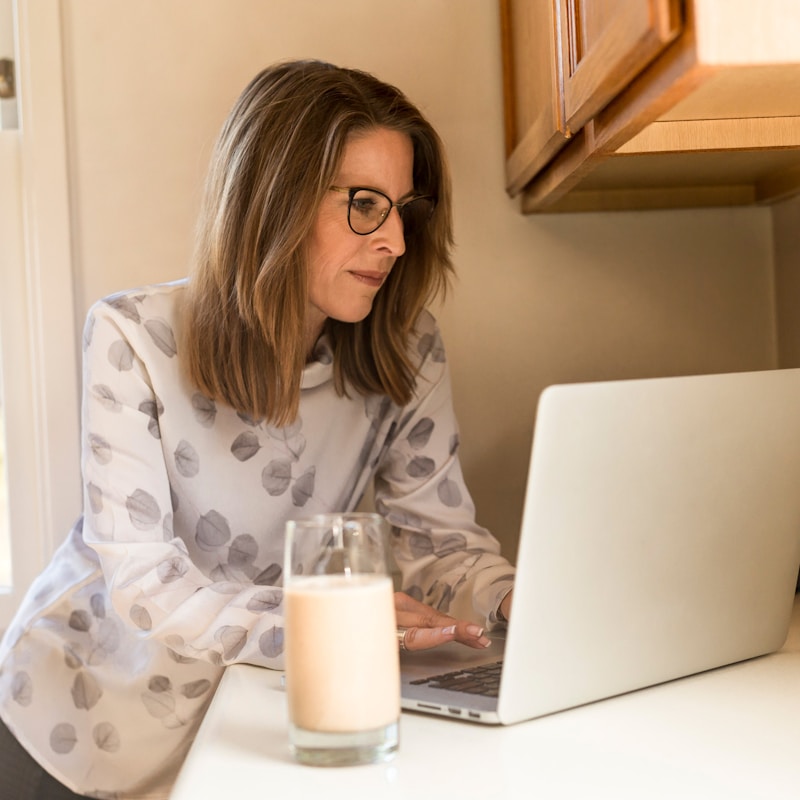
[329,185,435,236]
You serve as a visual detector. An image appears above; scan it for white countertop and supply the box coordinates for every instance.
[171,596,800,799]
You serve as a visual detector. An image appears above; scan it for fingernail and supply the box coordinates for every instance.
[466,624,484,637]
[442,625,456,635]
[480,637,492,648]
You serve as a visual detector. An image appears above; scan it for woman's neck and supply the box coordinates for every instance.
[304,314,326,362]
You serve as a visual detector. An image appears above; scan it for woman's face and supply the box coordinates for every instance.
[305,127,414,349]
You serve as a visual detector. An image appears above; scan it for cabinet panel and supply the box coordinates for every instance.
[560,0,681,133]
[501,0,568,195]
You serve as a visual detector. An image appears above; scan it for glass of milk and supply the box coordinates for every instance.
[284,512,400,766]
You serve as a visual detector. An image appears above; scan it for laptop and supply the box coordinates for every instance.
[400,368,800,724]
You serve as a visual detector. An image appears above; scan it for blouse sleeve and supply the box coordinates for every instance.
[80,297,285,668]
[373,312,515,625]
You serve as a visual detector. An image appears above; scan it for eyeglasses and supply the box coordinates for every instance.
[329,186,435,236]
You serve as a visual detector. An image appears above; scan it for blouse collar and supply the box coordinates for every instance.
[301,334,334,390]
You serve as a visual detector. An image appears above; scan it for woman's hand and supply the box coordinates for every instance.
[394,591,492,651]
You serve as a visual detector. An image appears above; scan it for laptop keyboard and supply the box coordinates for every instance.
[409,660,503,698]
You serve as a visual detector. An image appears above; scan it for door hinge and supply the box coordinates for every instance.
[0,59,15,100]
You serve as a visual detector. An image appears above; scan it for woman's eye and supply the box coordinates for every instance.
[352,198,379,217]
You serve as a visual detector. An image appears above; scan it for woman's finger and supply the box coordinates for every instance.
[400,622,491,651]
[395,592,493,651]
[400,624,457,651]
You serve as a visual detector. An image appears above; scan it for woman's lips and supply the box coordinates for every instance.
[349,270,388,288]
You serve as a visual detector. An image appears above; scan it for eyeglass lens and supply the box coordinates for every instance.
[348,188,433,235]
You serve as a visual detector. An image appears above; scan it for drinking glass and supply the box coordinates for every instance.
[283,512,400,766]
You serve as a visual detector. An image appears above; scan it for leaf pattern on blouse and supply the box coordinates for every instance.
[93,722,121,753]
[230,431,261,462]
[174,440,200,477]
[50,723,78,755]
[195,511,231,550]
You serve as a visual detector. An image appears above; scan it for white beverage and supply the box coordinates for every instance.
[285,573,400,733]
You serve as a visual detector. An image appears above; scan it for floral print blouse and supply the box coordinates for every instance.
[0,280,515,798]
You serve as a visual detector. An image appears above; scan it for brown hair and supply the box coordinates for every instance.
[182,59,454,425]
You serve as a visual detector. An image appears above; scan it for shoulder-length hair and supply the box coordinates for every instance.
[182,59,454,426]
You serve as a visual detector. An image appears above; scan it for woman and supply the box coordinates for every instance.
[0,60,514,799]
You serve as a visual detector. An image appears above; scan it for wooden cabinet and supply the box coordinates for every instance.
[502,0,800,212]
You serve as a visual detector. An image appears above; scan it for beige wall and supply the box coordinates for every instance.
[61,0,779,563]
[774,194,800,367]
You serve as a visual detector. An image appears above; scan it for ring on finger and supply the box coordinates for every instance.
[397,627,408,651]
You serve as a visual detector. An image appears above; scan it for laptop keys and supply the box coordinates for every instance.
[409,660,503,698]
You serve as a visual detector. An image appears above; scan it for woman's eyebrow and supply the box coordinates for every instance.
[352,184,419,202]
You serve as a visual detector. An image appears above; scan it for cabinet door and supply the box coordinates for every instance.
[501,0,568,195]
[560,0,681,134]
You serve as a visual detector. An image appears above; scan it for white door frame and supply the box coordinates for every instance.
[0,0,81,628]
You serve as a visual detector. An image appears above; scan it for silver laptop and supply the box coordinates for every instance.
[401,368,800,724]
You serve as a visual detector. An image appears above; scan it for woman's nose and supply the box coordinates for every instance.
[372,207,406,256]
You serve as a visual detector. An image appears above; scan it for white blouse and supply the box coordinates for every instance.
[0,280,514,798]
